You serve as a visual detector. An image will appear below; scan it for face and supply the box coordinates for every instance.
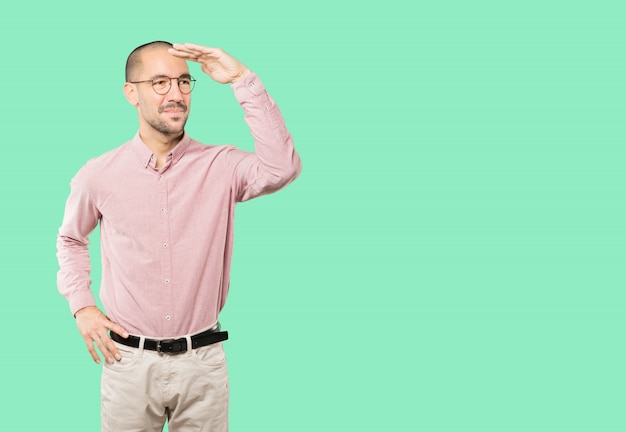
[126,47,192,137]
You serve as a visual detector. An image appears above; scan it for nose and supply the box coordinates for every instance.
[166,78,184,101]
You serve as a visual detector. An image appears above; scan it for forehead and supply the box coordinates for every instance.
[138,48,189,78]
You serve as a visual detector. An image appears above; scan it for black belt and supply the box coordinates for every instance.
[111,325,228,354]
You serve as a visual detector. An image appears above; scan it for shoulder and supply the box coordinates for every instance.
[186,139,249,163]
[187,138,240,154]
[71,141,132,184]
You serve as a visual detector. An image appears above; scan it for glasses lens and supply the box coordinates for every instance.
[179,77,195,94]
[152,77,171,94]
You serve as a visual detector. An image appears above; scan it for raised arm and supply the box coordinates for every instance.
[169,43,301,201]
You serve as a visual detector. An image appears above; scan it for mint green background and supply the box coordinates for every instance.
[1,1,624,430]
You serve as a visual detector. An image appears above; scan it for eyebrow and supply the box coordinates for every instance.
[149,73,192,80]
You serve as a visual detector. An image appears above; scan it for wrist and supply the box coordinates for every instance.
[231,68,251,84]
[74,305,98,318]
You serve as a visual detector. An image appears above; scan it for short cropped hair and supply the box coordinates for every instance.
[125,41,173,82]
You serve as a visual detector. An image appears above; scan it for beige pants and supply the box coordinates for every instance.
[101,339,229,432]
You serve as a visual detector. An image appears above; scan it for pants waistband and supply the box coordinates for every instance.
[110,323,228,354]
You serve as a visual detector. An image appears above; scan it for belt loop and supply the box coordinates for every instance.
[138,336,146,357]
[185,335,193,354]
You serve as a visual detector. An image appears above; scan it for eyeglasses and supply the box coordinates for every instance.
[129,75,196,95]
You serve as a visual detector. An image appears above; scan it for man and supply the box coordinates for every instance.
[56,41,301,431]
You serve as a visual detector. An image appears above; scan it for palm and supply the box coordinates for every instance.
[198,54,242,83]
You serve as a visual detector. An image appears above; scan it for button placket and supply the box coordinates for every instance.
[158,172,174,326]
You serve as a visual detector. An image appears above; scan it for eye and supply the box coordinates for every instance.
[153,78,169,88]
[179,78,191,86]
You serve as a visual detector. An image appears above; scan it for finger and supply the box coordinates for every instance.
[181,43,220,55]
[83,337,101,364]
[177,44,225,61]
[101,333,123,362]
[168,47,198,59]
[169,43,209,57]
[103,319,129,339]
[100,320,128,362]
[93,333,116,364]
[171,42,201,51]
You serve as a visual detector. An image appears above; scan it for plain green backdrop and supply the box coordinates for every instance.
[1,0,624,431]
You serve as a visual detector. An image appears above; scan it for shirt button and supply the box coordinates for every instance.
[165,315,171,321]
[161,208,166,213]
[164,279,170,284]
[163,243,168,248]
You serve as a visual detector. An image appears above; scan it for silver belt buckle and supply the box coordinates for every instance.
[156,339,175,354]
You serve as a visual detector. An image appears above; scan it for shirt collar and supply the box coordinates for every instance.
[131,131,192,169]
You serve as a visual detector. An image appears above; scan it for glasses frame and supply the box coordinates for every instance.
[129,75,196,95]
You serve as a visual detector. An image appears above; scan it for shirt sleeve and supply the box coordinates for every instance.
[56,165,100,316]
[230,72,302,202]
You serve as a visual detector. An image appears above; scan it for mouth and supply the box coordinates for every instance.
[159,103,188,114]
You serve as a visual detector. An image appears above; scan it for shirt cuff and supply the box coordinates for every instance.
[231,72,267,101]
[69,291,98,317]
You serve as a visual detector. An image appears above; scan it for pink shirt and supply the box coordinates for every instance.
[56,73,301,338]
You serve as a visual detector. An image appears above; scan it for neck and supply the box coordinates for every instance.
[138,127,184,157]
[138,127,184,170]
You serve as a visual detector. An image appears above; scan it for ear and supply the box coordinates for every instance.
[123,82,139,106]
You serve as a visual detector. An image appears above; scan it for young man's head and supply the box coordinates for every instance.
[123,41,193,138]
